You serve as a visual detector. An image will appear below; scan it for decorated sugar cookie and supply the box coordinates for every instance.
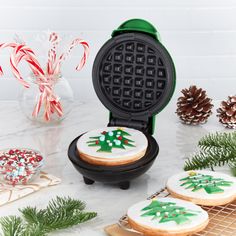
[167,170,236,206]
[76,127,148,166]
[127,197,209,236]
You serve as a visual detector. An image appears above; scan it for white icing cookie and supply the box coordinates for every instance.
[167,170,236,206]
[127,197,209,236]
[76,127,148,166]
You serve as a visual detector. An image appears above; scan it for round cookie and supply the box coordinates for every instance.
[76,127,148,166]
[167,170,236,206]
[127,197,209,236]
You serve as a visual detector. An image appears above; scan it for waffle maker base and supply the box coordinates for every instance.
[68,131,158,190]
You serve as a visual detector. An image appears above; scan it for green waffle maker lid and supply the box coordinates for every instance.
[112,19,161,40]
[92,19,176,134]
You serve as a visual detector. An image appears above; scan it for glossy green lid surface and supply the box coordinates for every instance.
[112,19,161,40]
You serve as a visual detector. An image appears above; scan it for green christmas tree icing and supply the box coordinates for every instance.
[87,128,135,152]
[180,172,233,194]
[141,199,198,224]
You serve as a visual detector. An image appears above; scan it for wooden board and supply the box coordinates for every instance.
[0,171,61,206]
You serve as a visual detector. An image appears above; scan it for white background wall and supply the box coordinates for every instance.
[0,0,235,101]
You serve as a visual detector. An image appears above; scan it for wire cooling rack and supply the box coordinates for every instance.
[118,188,236,236]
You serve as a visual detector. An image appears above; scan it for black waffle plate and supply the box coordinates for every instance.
[92,32,176,120]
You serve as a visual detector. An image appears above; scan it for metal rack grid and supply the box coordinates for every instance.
[119,188,236,236]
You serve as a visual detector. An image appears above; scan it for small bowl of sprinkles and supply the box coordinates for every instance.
[0,148,44,185]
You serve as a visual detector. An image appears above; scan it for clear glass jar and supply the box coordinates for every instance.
[19,74,74,123]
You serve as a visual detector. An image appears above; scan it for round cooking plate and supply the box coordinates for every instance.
[92,32,176,119]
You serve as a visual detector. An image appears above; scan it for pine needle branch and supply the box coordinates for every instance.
[198,132,236,152]
[19,207,46,225]
[46,196,86,214]
[0,196,97,236]
[0,216,25,236]
[22,224,47,236]
[20,196,96,233]
[43,211,97,232]
[184,131,236,171]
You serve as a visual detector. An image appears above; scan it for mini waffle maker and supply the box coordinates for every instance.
[68,19,176,190]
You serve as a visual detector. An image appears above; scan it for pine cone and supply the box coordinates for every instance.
[217,95,236,129]
[176,85,214,125]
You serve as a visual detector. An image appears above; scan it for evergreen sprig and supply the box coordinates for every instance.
[0,216,25,236]
[0,196,97,236]
[184,131,236,171]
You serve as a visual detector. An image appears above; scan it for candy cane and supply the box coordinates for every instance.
[53,38,89,75]
[10,44,63,120]
[15,47,45,87]
[0,43,24,80]
[0,33,89,122]
[47,32,60,75]
[0,43,44,88]
[32,81,63,121]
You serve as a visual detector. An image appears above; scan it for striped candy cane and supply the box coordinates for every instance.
[0,33,89,121]
[47,32,61,75]
[1,43,62,121]
[9,43,64,121]
[53,37,89,75]
[0,43,30,87]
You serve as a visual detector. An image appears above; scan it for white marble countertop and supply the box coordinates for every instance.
[0,99,233,235]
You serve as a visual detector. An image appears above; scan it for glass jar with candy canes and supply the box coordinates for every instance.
[0,32,89,123]
[19,73,74,123]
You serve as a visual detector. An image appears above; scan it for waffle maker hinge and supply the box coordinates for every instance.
[109,113,154,134]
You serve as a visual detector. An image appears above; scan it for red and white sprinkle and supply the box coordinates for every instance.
[0,148,44,185]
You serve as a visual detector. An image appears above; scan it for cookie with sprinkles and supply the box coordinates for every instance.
[167,170,236,206]
[127,197,209,236]
[76,127,148,166]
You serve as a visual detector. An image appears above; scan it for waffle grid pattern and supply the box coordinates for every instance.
[100,40,167,112]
